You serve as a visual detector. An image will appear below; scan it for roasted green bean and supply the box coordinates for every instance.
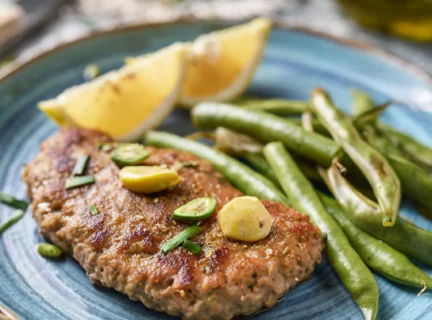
[192,102,341,167]
[0,192,29,210]
[264,141,379,320]
[319,180,432,289]
[379,123,432,171]
[352,89,375,117]
[323,161,432,265]
[145,131,290,206]
[312,88,400,226]
[234,98,309,116]
[0,210,25,234]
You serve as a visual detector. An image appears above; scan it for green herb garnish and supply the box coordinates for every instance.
[181,162,198,168]
[160,225,201,254]
[72,154,90,176]
[37,243,63,259]
[111,144,149,166]
[0,210,25,234]
[172,197,216,223]
[183,240,202,255]
[0,192,29,210]
[65,175,95,189]
[90,205,99,215]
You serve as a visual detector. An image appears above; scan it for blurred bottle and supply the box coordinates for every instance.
[337,0,432,41]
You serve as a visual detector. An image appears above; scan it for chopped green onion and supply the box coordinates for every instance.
[0,192,28,210]
[111,144,150,166]
[181,162,198,168]
[0,210,25,234]
[72,154,90,176]
[172,197,216,223]
[98,142,117,151]
[160,225,201,254]
[90,205,99,215]
[83,64,101,81]
[183,240,202,255]
[37,243,63,259]
[65,175,95,189]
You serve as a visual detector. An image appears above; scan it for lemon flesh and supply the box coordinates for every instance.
[119,166,181,194]
[218,196,273,242]
[39,43,187,141]
[179,18,271,107]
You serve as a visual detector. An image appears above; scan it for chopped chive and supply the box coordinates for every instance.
[172,197,216,223]
[37,243,63,259]
[65,175,95,189]
[183,240,202,255]
[98,142,117,151]
[160,225,201,254]
[0,192,28,210]
[0,210,25,234]
[181,162,198,168]
[111,144,149,166]
[90,205,99,215]
[72,154,90,176]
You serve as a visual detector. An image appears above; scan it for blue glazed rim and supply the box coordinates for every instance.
[1,18,431,84]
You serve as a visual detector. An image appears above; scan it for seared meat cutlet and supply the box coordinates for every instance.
[22,129,323,320]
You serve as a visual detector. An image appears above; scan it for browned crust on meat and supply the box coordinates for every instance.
[22,128,323,319]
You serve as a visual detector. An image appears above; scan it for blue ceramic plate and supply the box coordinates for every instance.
[0,20,431,320]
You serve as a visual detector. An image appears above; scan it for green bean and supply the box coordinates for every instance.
[311,88,400,226]
[378,123,432,171]
[351,89,432,171]
[363,128,432,211]
[0,192,29,210]
[0,210,25,234]
[235,98,309,116]
[144,131,290,206]
[37,243,63,259]
[319,181,432,289]
[263,142,379,320]
[352,89,375,117]
[323,161,432,265]
[213,127,263,156]
[387,155,432,211]
[192,102,342,167]
[289,118,330,135]
[242,152,281,186]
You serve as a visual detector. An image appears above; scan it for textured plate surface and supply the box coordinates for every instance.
[0,20,431,320]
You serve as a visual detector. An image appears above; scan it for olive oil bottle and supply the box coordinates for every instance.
[337,0,432,41]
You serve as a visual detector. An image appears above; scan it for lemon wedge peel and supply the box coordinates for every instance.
[179,18,272,108]
[38,43,187,142]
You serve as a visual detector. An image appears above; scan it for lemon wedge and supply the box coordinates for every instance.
[38,43,187,141]
[179,18,271,107]
[218,196,273,242]
[119,166,181,193]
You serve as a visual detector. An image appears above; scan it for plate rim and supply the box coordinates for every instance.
[0,17,431,85]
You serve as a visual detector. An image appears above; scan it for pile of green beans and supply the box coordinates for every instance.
[144,131,290,206]
[319,177,432,289]
[311,89,401,227]
[323,161,432,266]
[379,123,432,171]
[263,142,379,320]
[192,102,341,167]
